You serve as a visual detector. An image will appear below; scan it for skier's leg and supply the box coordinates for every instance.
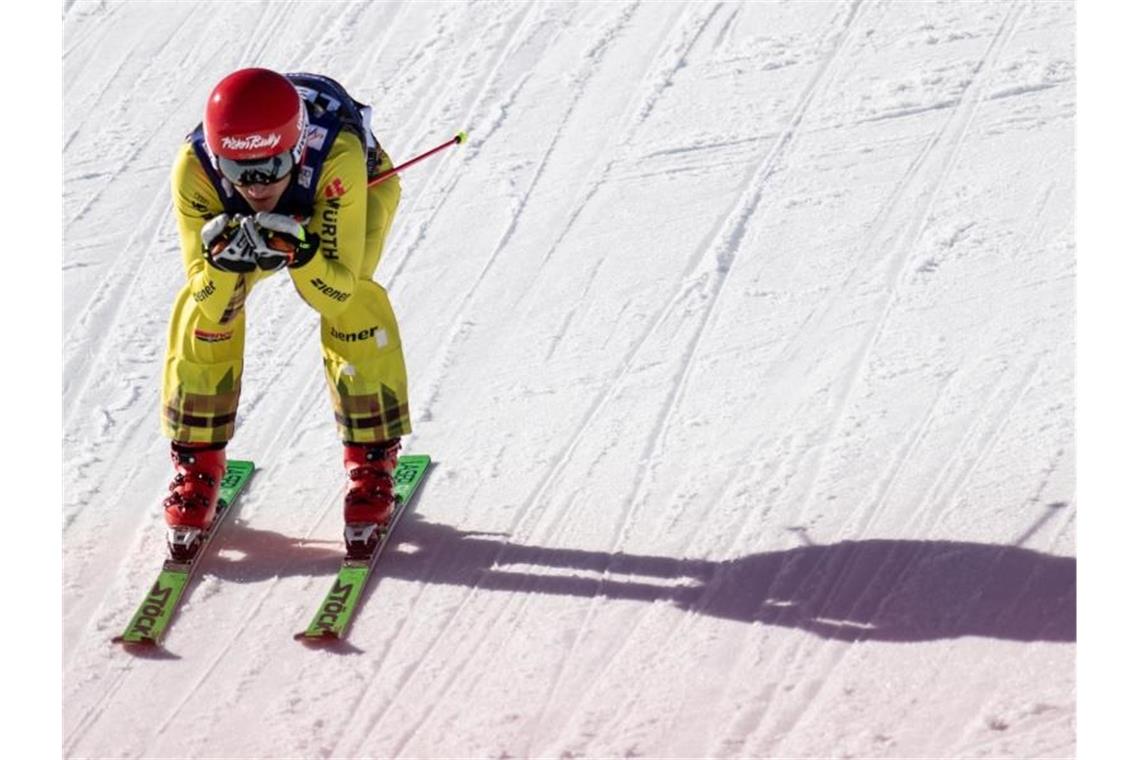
[323,156,410,552]
[159,283,246,544]
[161,282,246,445]
[320,148,410,445]
[319,278,411,444]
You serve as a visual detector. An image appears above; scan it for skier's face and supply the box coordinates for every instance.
[235,175,290,212]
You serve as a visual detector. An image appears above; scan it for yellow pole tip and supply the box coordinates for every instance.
[457,131,469,144]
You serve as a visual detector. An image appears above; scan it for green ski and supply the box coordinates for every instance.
[295,454,431,642]
[113,460,255,648]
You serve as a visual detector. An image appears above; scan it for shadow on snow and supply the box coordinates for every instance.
[208,513,1074,644]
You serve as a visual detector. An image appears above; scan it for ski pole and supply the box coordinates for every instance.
[368,131,468,187]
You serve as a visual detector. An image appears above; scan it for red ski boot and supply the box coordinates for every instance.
[163,443,227,559]
[343,439,401,558]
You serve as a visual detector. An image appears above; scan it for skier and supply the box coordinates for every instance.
[160,68,411,559]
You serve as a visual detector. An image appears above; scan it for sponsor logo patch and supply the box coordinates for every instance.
[315,579,355,633]
[320,197,340,257]
[323,177,347,199]
[220,132,282,152]
[194,329,233,343]
[311,277,350,302]
[298,165,314,189]
[192,281,216,302]
[127,581,175,639]
[330,325,378,342]
[306,124,329,150]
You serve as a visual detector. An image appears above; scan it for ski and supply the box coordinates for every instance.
[295,454,431,642]
[112,459,256,648]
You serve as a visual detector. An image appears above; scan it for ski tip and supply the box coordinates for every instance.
[113,636,181,659]
[295,630,341,644]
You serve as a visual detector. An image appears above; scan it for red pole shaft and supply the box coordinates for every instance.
[368,132,467,187]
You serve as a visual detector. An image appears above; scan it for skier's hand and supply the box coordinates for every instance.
[201,214,260,274]
[252,212,319,271]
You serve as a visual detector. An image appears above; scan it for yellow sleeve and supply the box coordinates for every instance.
[170,143,242,324]
[287,131,368,319]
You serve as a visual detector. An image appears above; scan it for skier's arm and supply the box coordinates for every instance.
[170,144,242,324]
[287,132,368,318]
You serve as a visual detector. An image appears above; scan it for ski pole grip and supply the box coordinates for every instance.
[368,132,468,187]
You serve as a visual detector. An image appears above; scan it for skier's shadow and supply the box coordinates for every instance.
[209,513,1074,643]
[208,518,346,580]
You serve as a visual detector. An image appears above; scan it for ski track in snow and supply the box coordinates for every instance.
[399,8,721,750]
[569,4,882,751]
[534,2,870,750]
[733,5,1034,753]
[332,7,685,753]
[63,1,1075,758]
[325,9,561,754]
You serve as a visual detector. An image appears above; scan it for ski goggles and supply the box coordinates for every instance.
[217,151,295,187]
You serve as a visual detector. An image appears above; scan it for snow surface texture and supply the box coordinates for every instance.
[63,2,1075,758]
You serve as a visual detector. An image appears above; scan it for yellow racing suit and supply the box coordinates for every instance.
[162,130,411,445]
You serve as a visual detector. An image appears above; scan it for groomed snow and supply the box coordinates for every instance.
[62,2,1075,757]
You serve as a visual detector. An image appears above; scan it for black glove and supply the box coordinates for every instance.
[201,214,260,273]
[251,213,319,271]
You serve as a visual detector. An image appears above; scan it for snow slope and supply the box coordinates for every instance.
[62,1,1075,757]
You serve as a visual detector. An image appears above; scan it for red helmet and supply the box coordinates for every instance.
[203,68,307,162]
